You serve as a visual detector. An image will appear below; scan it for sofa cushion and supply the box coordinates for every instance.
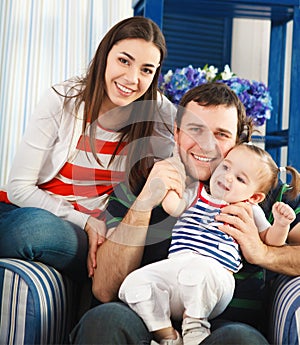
[270,274,300,345]
[0,259,76,344]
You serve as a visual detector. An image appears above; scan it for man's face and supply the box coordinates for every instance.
[175,101,238,182]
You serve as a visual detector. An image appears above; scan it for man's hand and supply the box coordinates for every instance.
[216,202,268,265]
[162,145,188,217]
[85,217,107,277]
[136,155,186,211]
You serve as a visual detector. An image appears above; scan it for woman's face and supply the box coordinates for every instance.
[103,38,161,112]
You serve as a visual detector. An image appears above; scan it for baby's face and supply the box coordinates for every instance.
[209,145,263,203]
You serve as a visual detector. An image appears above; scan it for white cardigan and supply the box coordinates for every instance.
[4,80,176,229]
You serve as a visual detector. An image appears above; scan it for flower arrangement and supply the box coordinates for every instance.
[158,64,272,126]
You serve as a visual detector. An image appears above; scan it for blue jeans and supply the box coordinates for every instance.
[69,302,269,344]
[0,202,88,282]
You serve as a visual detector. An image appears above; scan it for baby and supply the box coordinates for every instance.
[119,143,299,345]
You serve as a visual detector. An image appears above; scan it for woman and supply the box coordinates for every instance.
[0,16,175,281]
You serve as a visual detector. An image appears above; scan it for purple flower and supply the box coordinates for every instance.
[159,65,272,126]
[222,77,272,126]
[159,65,207,105]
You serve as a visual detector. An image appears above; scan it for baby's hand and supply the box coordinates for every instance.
[272,201,296,226]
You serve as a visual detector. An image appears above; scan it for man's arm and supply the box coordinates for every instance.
[259,240,300,276]
[217,203,300,276]
[92,202,152,303]
[92,157,186,302]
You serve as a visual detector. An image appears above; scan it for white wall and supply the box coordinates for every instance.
[231,19,270,83]
[231,18,292,166]
[232,18,292,129]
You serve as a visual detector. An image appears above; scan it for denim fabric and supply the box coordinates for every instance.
[0,202,88,282]
[205,319,269,344]
[70,302,269,345]
[70,302,152,345]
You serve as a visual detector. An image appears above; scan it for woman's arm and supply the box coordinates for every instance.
[6,85,89,228]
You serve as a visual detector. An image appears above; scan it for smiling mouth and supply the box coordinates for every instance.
[192,153,214,163]
[115,82,134,94]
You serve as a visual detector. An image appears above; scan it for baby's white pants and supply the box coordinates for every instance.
[119,252,235,332]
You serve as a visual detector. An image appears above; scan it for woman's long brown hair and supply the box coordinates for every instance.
[54,16,167,193]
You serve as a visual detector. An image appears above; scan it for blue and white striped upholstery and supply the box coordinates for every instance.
[0,259,77,344]
[270,274,300,345]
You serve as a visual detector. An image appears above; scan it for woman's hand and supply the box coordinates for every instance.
[216,202,268,265]
[85,217,107,277]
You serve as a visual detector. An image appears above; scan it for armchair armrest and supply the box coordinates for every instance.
[269,275,300,345]
[0,259,78,344]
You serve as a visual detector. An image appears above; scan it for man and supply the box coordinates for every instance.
[70,83,300,344]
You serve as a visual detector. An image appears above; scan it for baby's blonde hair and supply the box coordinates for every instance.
[238,143,300,199]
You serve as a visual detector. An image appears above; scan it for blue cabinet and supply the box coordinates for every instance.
[133,0,233,72]
[133,0,300,170]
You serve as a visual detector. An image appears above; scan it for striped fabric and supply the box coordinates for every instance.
[0,259,77,344]
[270,274,300,345]
[39,125,127,218]
[168,183,242,273]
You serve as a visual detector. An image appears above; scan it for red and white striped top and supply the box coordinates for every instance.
[39,124,127,219]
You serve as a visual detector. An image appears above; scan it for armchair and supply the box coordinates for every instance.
[0,259,85,344]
